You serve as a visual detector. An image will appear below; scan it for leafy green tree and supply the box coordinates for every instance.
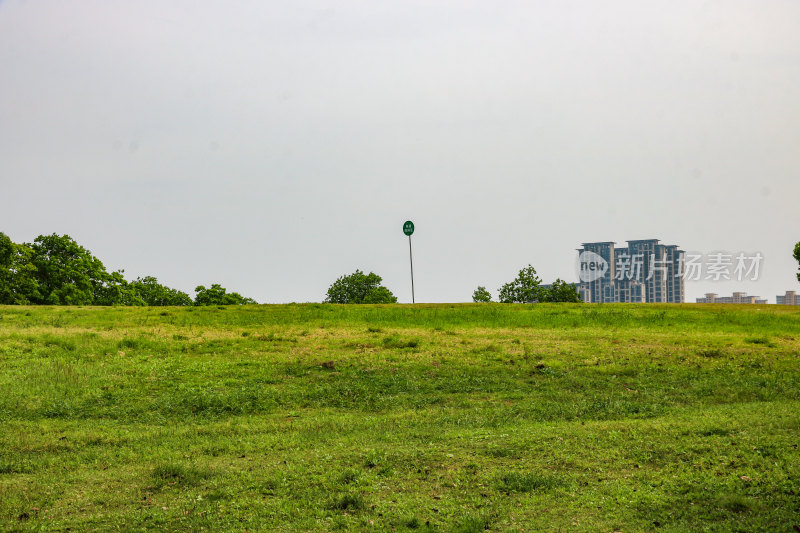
[0,232,10,269]
[93,270,143,306]
[498,265,543,303]
[1,232,209,306]
[129,276,192,306]
[541,279,582,303]
[794,241,800,284]
[194,284,256,306]
[28,234,116,305]
[324,270,397,304]
[472,286,492,302]
[0,233,41,304]
[361,285,397,304]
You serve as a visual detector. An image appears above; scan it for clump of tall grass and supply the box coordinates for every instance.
[328,493,365,511]
[151,463,210,488]
[382,336,419,349]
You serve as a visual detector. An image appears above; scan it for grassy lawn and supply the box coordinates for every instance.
[0,303,798,532]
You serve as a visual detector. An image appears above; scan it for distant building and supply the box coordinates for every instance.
[776,291,800,305]
[576,239,684,303]
[696,292,767,304]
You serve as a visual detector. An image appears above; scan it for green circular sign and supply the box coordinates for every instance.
[403,220,414,236]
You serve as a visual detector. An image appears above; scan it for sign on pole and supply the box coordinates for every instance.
[403,221,415,303]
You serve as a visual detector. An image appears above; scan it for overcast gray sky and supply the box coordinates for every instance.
[1,0,799,303]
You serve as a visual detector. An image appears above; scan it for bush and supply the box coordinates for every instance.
[129,276,192,306]
[194,284,256,306]
[541,279,581,303]
[498,265,543,303]
[472,286,492,302]
[324,270,397,304]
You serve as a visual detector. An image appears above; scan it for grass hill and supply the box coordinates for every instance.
[1,303,798,531]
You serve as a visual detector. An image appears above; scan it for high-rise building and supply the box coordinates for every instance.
[577,239,684,303]
[696,292,767,304]
[777,291,800,305]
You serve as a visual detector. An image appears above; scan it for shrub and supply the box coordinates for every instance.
[472,286,492,302]
[324,270,397,304]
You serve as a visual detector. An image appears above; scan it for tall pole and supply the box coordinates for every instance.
[408,235,415,304]
[403,220,416,304]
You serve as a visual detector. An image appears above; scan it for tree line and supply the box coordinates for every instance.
[472,264,581,303]
[325,265,581,304]
[1,232,584,306]
[0,233,254,306]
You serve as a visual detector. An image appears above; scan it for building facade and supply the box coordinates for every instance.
[577,239,684,303]
[696,292,767,304]
[777,291,800,305]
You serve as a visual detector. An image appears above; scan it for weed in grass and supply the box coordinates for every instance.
[744,336,774,347]
[204,488,231,502]
[522,345,535,359]
[698,348,724,358]
[42,334,77,351]
[531,363,561,377]
[404,516,421,529]
[496,472,565,493]
[151,463,209,488]
[717,494,755,514]
[483,446,521,459]
[0,458,33,474]
[329,493,365,511]
[454,514,490,533]
[364,450,385,469]
[257,332,297,343]
[471,343,501,354]
[382,336,420,349]
[251,479,277,495]
[367,327,383,333]
[284,364,308,377]
[699,427,731,437]
[338,469,360,485]
[753,445,779,458]
[118,338,141,350]
[203,445,227,457]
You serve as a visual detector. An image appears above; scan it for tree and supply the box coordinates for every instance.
[0,233,40,304]
[324,270,397,304]
[361,286,397,304]
[27,234,116,305]
[194,284,256,306]
[498,265,544,303]
[794,241,800,284]
[129,276,192,306]
[541,278,582,302]
[472,286,492,302]
[0,231,226,306]
[0,232,11,269]
[93,270,143,306]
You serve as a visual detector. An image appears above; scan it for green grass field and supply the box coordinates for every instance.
[0,303,799,532]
